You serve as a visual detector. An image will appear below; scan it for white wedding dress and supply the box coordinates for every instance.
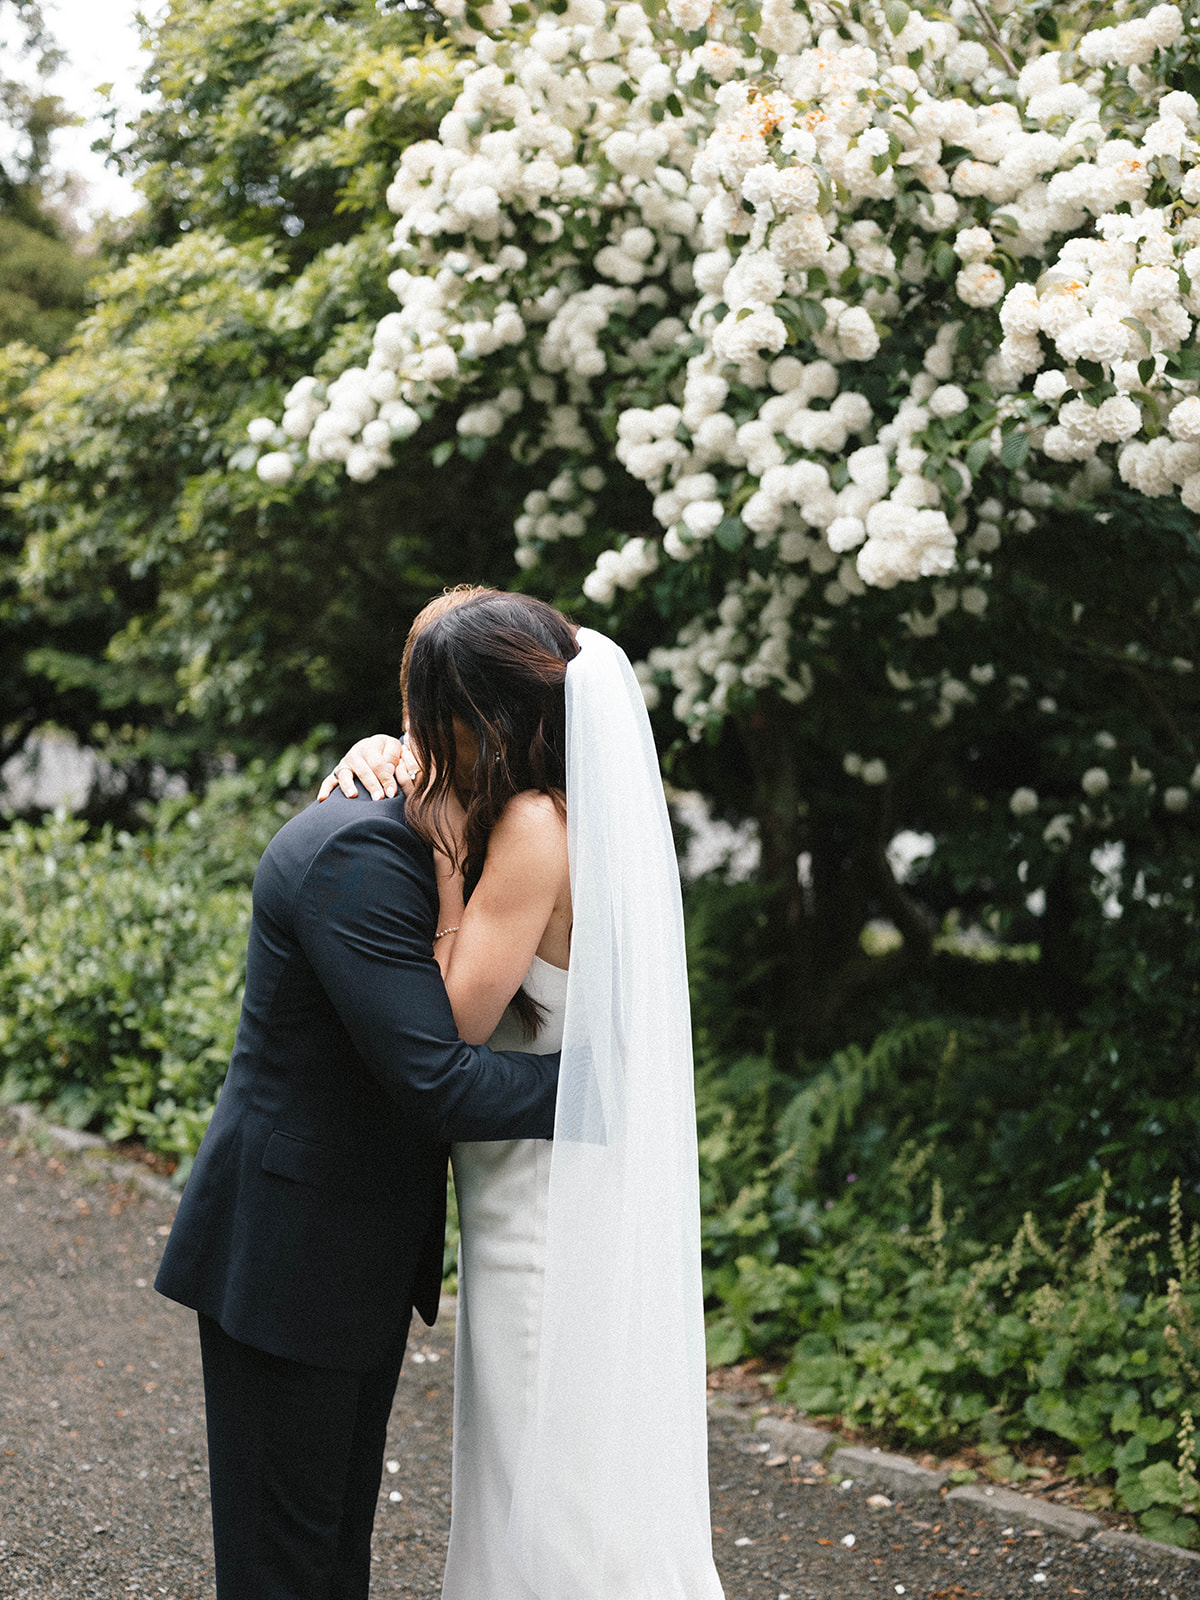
[438,630,724,1600]
[442,954,568,1600]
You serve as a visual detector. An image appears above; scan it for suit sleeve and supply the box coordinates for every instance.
[292,820,559,1142]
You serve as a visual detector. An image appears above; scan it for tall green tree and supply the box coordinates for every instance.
[0,0,89,353]
[3,0,517,788]
[1,0,100,771]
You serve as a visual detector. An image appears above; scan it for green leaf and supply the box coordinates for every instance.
[615,79,634,102]
[1122,316,1153,352]
[799,298,827,331]
[1113,1435,1148,1470]
[1075,359,1105,385]
[457,434,487,461]
[1133,1460,1185,1508]
[1139,1508,1200,1549]
[999,430,1030,470]
[965,437,991,476]
[1137,1415,1177,1445]
[430,439,455,468]
[932,242,956,281]
[1167,347,1200,380]
[884,1,910,34]
[1079,384,1114,409]
[665,92,683,118]
[714,515,746,551]
[1137,393,1162,437]
[1138,356,1157,385]
[705,1317,746,1367]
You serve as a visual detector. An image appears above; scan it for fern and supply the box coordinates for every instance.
[773,1021,946,1196]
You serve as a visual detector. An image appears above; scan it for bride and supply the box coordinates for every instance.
[321,588,724,1600]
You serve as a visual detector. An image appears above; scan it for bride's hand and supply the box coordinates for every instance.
[317,734,419,801]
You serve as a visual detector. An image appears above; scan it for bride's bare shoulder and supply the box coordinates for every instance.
[489,790,567,859]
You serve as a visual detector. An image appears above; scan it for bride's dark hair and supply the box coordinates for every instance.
[404,591,580,1034]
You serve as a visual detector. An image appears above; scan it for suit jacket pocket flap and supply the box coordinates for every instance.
[261,1129,349,1190]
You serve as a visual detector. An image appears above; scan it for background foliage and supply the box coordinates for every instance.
[0,0,1197,1550]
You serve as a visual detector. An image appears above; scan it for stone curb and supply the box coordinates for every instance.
[722,1407,1200,1568]
[754,1414,837,1461]
[1091,1527,1200,1567]
[6,1102,180,1207]
[946,1482,1100,1540]
[830,1444,949,1498]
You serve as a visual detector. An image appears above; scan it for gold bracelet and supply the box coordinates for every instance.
[434,924,461,940]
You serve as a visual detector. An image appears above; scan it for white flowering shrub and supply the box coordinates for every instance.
[244,0,1200,732]
[243,0,1199,984]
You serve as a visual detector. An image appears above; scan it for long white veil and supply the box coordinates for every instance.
[507,628,725,1599]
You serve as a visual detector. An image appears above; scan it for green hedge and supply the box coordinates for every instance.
[0,757,306,1178]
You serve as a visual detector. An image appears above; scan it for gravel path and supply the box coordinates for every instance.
[3,1121,1198,1599]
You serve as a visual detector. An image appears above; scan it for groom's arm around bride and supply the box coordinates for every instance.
[155,783,559,1600]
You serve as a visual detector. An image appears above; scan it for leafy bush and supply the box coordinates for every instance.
[0,751,315,1176]
[698,1042,1200,1548]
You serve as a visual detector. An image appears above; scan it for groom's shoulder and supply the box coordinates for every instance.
[260,790,427,881]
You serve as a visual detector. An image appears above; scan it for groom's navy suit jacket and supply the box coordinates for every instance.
[156,789,558,1373]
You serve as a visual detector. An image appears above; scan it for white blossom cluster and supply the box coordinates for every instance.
[244,0,1200,742]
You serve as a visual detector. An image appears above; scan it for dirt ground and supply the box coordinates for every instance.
[2,1123,1198,1599]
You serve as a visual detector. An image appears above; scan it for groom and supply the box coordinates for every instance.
[155,778,559,1600]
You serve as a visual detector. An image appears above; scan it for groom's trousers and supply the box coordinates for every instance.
[198,1313,410,1600]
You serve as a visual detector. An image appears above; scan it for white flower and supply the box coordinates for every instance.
[1010,787,1039,817]
[247,417,277,444]
[1043,813,1073,848]
[682,499,725,537]
[827,516,866,553]
[837,306,880,361]
[723,250,785,309]
[713,308,788,362]
[1163,786,1190,813]
[953,227,994,262]
[1000,283,1042,338]
[1033,370,1070,403]
[668,0,704,32]
[1081,766,1110,796]
[860,758,888,786]
[256,451,295,487]
[928,384,969,419]
[1168,396,1200,440]
[955,261,1005,308]
[347,445,389,482]
[1094,395,1142,443]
